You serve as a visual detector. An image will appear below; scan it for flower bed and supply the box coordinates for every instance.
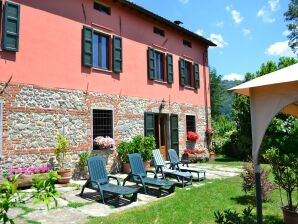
[182,149,209,162]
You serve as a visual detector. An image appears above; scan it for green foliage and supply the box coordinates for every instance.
[31,171,60,210]
[214,207,256,224]
[264,148,298,211]
[0,174,22,224]
[284,0,298,53]
[78,152,90,170]
[212,115,235,154]
[55,134,70,169]
[117,135,156,163]
[210,68,226,119]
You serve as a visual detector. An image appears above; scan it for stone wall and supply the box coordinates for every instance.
[0,83,211,173]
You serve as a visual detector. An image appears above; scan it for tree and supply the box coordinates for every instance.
[209,68,226,119]
[284,0,298,54]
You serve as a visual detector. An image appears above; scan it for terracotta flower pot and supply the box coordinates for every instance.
[16,175,33,188]
[209,153,215,161]
[57,169,72,184]
[282,206,298,224]
[143,161,151,169]
[122,163,131,174]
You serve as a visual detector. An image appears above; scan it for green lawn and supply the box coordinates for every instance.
[87,175,284,224]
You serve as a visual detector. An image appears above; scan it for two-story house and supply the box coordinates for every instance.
[0,0,215,171]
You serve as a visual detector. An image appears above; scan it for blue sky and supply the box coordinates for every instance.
[131,0,296,80]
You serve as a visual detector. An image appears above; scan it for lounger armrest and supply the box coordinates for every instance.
[131,173,143,181]
[146,170,157,178]
[89,180,100,188]
[108,175,120,186]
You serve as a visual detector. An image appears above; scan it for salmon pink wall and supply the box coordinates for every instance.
[0,0,211,107]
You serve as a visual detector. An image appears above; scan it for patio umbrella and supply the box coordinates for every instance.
[228,63,298,224]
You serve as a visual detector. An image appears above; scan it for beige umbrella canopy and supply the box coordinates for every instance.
[229,62,298,223]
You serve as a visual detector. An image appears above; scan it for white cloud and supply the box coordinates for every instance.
[242,28,251,36]
[209,33,228,48]
[195,29,204,36]
[265,40,295,57]
[223,73,244,81]
[282,30,291,36]
[178,0,189,4]
[225,5,232,11]
[231,10,243,24]
[268,0,279,11]
[216,21,224,28]
[257,8,275,23]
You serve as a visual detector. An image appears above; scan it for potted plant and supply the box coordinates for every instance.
[94,136,115,150]
[264,147,298,224]
[117,141,133,174]
[186,131,199,149]
[78,152,90,179]
[55,134,72,184]
[143,135,156,169]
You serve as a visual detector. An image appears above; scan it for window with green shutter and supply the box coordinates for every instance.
[2,1,20,51]
[167,54,173,84]
[147,48,155,80]
[82,26,93,67]
[144,112,155,136]
[194,63,200,89]
[113,36,122,73]
[170,114,179,154]
[179,58,185,86]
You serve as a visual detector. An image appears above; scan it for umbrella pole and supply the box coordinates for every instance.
[255,163,262,224]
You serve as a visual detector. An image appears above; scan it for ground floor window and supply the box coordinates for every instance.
[92,109,113,149]
[186,115,196,132]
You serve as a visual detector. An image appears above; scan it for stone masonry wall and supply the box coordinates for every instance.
[0,83,211,173]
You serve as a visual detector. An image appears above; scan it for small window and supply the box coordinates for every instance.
[94,1,111,15]
[93,109,113,149]
[154,51,164,81]
[153,27,165,37]
[186,115,196,132]
[183,39,192,48]
[93,32,110,70]
[184,61,192,86]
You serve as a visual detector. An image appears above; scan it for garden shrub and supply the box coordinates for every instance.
[214,207,256,224]
[240,162,275,202]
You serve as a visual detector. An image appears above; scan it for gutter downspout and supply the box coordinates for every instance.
[203,50,209,129]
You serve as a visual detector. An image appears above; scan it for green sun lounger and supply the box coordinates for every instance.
[152,149,192,187]
[80,156,138,206]
[168,149,206,181]
[123,153,175,197]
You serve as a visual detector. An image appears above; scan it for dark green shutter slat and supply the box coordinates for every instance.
[179,58,185,86]
[2,1,20,51]
[113,36,122,73]
[167,54,173,84]
[82,26,93,67]
[144,112,155,136]
[170,114,179,154]
[147,48,155,80]
[194,63,200,89]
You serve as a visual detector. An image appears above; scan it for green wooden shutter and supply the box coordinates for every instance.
[147,48,155,80]
[167,54,173,84]
[170,114,179,154]
[179,58,185,86]
[194,63,200,89]
[144,112,155,136]
[82,26,93,67]
[2,1,20,51]
[113,36,122,73]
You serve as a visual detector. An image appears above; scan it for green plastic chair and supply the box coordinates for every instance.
[80,156,138,206]
[123,153,175,197]
[168,149,206,181]
[152,149,193,187]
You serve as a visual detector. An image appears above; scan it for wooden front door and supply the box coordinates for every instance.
[155,114,167,160]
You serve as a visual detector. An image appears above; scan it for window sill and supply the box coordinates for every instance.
[92,67,113,73]
[153,80,169,85]
[184,85,196,90]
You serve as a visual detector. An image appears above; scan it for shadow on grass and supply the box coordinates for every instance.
[230,195,255,205]
[214,156,242,163]
[263,215,283,224]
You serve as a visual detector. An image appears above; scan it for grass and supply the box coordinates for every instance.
[208,154,244,167]
[86,175,284,224]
